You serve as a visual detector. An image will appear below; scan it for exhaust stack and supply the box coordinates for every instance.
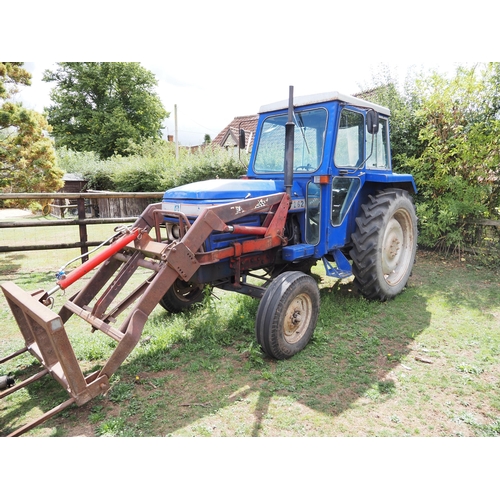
[284,85,294,197]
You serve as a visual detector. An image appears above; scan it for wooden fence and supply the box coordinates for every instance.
[463,219,500,260]
[1,192,499,263]
[0,192,163,261]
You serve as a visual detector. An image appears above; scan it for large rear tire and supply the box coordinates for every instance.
[256,271,320,359]
[350,189,417,301]
[159,279,204,313]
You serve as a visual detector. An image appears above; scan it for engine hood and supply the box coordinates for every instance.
[162,179,288,216]
[163,178,284,203]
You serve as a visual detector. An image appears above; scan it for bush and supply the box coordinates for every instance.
[56,141,248,193]
[367,64,500,253]
[57,147,114,191]
[172,146,248,188]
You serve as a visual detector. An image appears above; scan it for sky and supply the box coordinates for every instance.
[15,61,433,146]
[5,1,496,147]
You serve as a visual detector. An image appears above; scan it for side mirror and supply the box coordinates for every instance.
[366,109,379,135]
[239,129,245,149]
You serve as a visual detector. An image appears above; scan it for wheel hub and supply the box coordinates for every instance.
[382,218,403,275]
[380,207,416,287]
[284,294,312,344]
[388,236,401,258]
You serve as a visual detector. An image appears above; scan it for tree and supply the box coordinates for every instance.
[1,62,63,206]
[43,63,169,159]
[0,62,31,98]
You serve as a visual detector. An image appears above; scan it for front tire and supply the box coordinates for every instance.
[350,189,417,301]
[159,279,204,313]
[256,271,320,359]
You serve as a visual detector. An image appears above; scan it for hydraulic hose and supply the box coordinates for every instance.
[49,228,140,294]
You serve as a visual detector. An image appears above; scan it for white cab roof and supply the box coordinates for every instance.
[259,91,390,116]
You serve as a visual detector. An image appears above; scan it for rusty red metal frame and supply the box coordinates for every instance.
[1,193,289,436]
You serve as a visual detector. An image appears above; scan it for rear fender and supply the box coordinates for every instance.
[340,174,417,250]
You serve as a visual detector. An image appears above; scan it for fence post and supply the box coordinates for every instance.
[0,191,164,256]
[77,198,88,263]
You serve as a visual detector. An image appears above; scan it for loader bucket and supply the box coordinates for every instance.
[1,282,111,436]
[1,193,289,436]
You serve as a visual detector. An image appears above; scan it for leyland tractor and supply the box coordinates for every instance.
[0,87,418,435]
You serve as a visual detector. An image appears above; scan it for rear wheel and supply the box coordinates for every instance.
[256,271,320,359]
[350,189,417,301]
[159,279,204,313]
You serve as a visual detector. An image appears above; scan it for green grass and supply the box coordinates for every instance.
[1,244,499,437]
[0,215,123,275]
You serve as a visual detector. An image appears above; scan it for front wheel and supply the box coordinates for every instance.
[350,189,417,301]
[159,279,204,313]
[256,271,320,360]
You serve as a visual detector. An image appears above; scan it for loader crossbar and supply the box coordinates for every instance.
[1,192,289,436]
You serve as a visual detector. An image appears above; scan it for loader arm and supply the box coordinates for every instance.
[1,192,289,436]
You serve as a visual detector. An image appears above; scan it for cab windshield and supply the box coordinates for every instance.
[253,108,327,173]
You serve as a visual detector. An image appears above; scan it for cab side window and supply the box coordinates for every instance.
[366,117,389,169]
[334,109,364,169]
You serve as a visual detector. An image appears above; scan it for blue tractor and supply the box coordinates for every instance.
[1,87,417,434]
[159,87,418,358]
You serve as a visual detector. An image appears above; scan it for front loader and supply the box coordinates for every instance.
[1,86,418,435]
[1,191,291,436]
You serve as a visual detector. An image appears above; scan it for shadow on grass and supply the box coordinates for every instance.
[244,281,432,436]
[413,249,500,312]
[0,253,27,276]
[436,268,498,312]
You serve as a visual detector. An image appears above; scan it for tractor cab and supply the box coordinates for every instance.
[244,91,416,275]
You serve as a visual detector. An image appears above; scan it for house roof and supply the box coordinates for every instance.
[212,114,259,151]
[353,88,380,101]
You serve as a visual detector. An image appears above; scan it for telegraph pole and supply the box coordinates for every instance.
[174,104,179,160]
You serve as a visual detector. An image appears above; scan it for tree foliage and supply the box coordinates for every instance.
[366,64,500,250]
[1,62,63,206]
[43,63,169,159]
[0,62,31,99]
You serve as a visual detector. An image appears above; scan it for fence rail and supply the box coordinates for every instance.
[0,192,163,200]
[0,192,163,260]
[1,192,499,261]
